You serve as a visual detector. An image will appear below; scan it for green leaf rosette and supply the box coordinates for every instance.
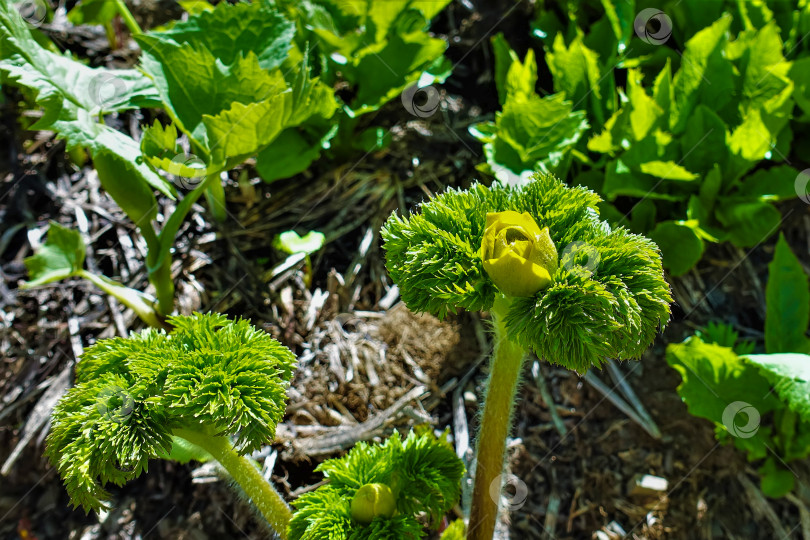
[288,430,464,539]
[381,174,672,372]
[46,313,296,512]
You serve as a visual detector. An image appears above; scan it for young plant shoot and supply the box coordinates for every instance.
[46,313,297,538]
[381,174,672,539]
[2,1,335,326]
[288,429,464,539]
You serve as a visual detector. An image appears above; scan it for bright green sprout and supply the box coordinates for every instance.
[288,430,465,539]
[46,313,296,536]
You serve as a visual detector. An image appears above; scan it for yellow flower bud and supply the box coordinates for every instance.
[481,211,558,297]
[350,483,396,524]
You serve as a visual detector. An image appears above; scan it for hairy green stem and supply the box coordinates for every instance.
[204,174,227,222]
[468,295,526,540]
[174,428,292,539]
[113,0,142,35]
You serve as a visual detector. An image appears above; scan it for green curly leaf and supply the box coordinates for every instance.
[288,430,464,539]
[46,313,296,513]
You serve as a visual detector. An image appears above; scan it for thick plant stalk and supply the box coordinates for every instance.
[147,255,174,317]
[468,295,526,540]
[175,428,292,539]
[141,227,175,318]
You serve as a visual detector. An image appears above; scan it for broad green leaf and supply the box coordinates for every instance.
[274,230,325,255]
[668,0,726,41]
[496,93,588,165]
[350,31,447,113]
[649,221,704,276]
[23,222,85,287]
[626,69,662,141]
[546,34,604,124]
[67,0,117,26]
[133,2,321,167]
[670,16,733,135]
[298,0,448,115]
[666,337,780,457]
[0,1,171,198]
[0,1,159,114]
[44,104,173,198]
[726,21,790,112]
[680,105,728,174]
[504,47,537,101]
[256,129,324,183]
[791,57,810,119]
[178,1,214,15]
[620,129,679,169]
[602,159,683,201]
[411,0,451,21]
[284,51,338,126]
[366,0,415,41]
[714,198,781,247]
[202,91,291,164]
[638,161,698,181]
[739,166,805,201]
[726,109,773,182]
[491,33,513,106]
[698,164,723,212]
[759,459,795,498]
[482,136,527,177]
[629,198,656,234]
[652,59,673,117]
[140,120,182,159]
[765,234,810,354]
[143,1,294,71]
[744,354,810,419]
[136,40,289,151]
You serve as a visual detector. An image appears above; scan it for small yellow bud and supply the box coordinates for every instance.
[350,483,396,524]
[481,210,558,297]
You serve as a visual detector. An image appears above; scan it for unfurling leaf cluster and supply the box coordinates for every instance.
[288,430,464,539]
[381,174,672,371]
[46,313,296,513]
